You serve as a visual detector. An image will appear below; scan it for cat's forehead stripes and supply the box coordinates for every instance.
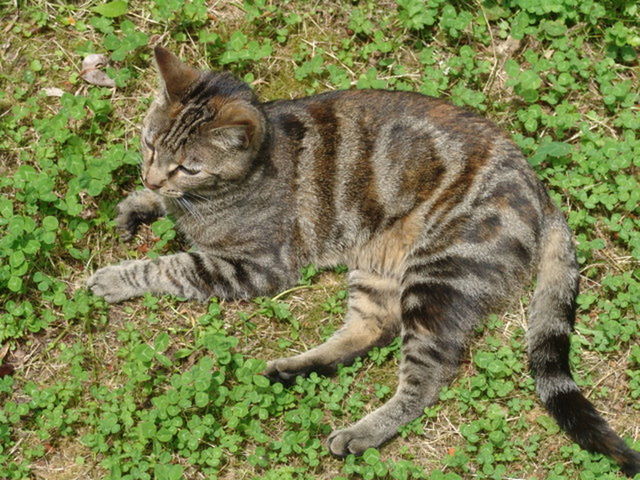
[156,71,257,151]
[160,103,211,150]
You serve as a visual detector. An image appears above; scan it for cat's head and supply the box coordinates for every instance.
[140,46,265,197]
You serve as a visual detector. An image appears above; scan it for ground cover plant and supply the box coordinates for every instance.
[0,0,638,479]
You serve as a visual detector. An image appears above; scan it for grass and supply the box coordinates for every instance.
[0,0,639,479]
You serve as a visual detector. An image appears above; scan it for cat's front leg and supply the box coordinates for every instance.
[87,251,286,303]
[87,260,151,303]
[115,189,165,240]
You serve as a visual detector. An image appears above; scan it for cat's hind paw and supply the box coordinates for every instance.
[263,354,339,385]
[262,358,303,386]
[327,422,392,457]
[328,428,375,457]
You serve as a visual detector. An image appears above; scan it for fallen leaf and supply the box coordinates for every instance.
[42,87,65,97]
[496,37,522,59]
[0,363,14,378]
[81,53,116,88]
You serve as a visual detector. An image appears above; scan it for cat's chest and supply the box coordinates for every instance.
[171,208,238,250]
[165,196,286,255]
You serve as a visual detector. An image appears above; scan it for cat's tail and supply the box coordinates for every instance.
[528,207,640,477]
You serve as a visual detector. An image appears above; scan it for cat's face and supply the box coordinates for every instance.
[140,47,265,198]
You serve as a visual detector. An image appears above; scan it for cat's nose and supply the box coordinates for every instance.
[143,169,165,190]
[144,179,162,190]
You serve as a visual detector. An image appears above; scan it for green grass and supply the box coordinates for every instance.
[0,0,639,479]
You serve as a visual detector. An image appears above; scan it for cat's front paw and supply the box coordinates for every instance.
[87,264,141,303]
[115,204,153,241]
[114,192,161,241]
[327,424,388,457]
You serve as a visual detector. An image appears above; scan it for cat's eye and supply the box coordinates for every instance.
[176,165,200,175]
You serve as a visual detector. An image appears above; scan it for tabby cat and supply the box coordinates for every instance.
[87,47,640,476]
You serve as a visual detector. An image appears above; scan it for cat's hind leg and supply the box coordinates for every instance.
[328,251,510,456]
[264,270,401,384]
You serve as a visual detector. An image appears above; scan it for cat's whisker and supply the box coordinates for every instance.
[175,197,191,217]
[186,192,210,202]
[176,197,191,215]
[180,196,205,222]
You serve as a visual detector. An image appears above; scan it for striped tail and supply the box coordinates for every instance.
[527,208,640,477]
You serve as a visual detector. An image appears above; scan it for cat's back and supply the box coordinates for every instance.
[262,89,548,264]
[263,89,529,188]
[264,89,506,150]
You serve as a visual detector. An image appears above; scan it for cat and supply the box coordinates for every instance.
[87,46,640,476]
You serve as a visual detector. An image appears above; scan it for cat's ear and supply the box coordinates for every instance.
[154,46,199,103]
[207,100,264,150]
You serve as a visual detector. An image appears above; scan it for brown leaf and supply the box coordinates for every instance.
[0,363,15,378]
[81,53,116,88]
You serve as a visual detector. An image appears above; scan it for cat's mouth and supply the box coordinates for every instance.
[156,188,184,199]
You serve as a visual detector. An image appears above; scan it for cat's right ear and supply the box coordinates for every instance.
[205,100,265,151]
[154,46,199,103]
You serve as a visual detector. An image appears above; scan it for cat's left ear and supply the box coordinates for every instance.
[154,46,199,103]
[207,100,265,150]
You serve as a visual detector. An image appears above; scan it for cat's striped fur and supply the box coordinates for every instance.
[87,47,640,476]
